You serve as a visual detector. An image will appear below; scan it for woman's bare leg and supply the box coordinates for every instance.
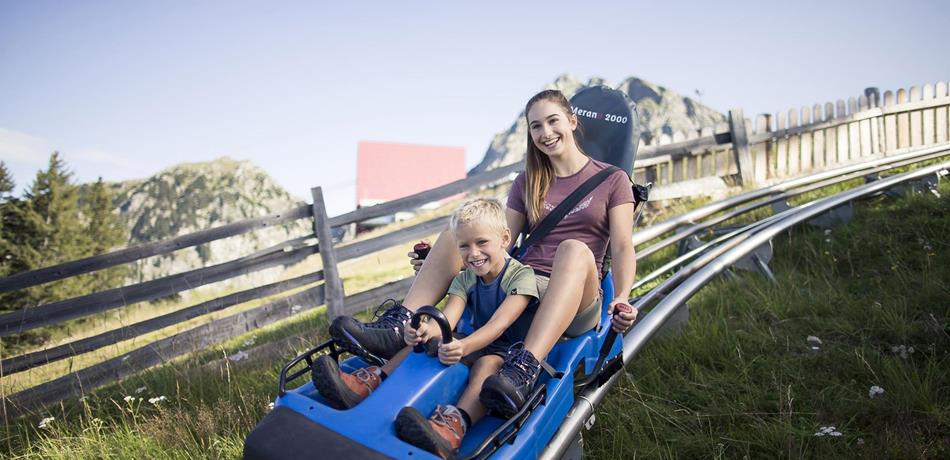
[402,228,463,310]
[523,240,600,359]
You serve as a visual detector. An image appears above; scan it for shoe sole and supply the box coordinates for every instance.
[311,356,363,410]
[330,321,399,365]
[329,319,380,363]
[395,408,457,460]
[479,383,520,420]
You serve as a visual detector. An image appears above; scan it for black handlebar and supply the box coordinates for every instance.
[409,306,453,353]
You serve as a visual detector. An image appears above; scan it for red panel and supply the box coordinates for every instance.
[356,141,466,206]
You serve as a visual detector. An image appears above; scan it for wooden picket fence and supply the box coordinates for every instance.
[634,82,950,188]
[1,79,947,417]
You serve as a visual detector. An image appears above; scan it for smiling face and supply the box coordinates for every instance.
[527,99,579,159]
[454,221,511,283]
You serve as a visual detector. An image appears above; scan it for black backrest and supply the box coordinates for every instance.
[569,86,640,176]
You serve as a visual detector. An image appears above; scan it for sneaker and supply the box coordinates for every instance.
[329,300,411,361]
[479,343,542,419]
[311,355,381,409]
[395,405,465,460]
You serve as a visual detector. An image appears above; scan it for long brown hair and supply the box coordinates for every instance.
[523,89,584,225]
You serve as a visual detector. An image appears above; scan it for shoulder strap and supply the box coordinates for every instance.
[514,166,620,260]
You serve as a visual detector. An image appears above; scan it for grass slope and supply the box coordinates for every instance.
[587,183,949,459]
[3,180,946,459]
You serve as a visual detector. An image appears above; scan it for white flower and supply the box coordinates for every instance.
[135,386,147,394]
[869,385,885,398]
[242,338,257,347]
[291,305,302,313]
[123,395,134,402]
[815,426,842,437]
[229,350,249,362]
[148,396,167,405]
[37,417,55,429]
[266,402,275,412]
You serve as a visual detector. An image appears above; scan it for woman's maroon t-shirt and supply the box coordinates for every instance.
[507,158,634,276]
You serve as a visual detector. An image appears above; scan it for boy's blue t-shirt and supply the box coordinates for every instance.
[447,258,539,344]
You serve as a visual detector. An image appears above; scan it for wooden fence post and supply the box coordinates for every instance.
[311,186,345,319]
[728,109,755,186]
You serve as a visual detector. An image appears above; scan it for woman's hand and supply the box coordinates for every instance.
[404,321,435,347]
[608,297,638,334]
[407,239,431,275]
[437,339,466,365]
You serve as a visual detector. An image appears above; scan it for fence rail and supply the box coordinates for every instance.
[2,79,946,417]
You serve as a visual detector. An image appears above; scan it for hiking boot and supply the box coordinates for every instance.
[395,405,465,460]
[330,300,411,361]
[311,355,381,409]
[479,343,542,419]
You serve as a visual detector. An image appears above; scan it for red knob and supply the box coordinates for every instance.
[613,302,633,315]
[413,242,431,260]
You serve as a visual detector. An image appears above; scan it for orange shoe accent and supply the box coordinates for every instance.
[341,366,382,399]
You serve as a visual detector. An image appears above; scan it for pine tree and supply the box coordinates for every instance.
[83,177,127,291]
[3,153,90,308]
[0,161,16,277]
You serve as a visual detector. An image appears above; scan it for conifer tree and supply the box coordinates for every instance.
[0,161,16,277]
[3,153,90,309]
[84,177,127,291]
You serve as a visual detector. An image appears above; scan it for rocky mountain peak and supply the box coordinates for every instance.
[469,73,726,175]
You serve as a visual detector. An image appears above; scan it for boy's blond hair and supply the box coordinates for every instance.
[450,198,508,236]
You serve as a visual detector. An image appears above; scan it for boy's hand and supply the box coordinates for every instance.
[408,239,431,275]
[608,298,637,334]
[404,321,434,347]
[437,339,465,365]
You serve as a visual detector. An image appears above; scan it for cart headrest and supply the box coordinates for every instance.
[569,86,640,175]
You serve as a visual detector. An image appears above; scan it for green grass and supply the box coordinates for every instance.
[587,181,950,459]
[3,174,946,459]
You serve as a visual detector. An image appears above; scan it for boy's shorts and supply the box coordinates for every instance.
[535,274,602,337]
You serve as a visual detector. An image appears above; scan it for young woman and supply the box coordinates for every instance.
[330,89,638,419]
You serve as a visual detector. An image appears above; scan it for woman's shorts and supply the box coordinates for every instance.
[535,274,602,337]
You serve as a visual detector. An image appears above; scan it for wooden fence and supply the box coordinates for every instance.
[1,79,947,417]
[634,82,950,188]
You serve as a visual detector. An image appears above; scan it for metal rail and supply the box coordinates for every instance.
[540,157,950,460]
[632,143,950,246]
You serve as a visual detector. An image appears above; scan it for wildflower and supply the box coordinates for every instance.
[242,337,257,347]
[37,417,54,429]
[148,396,168,405]
[890,345,915,359]
[267,402,275,412]
[135,386,147,394]
[229,350,249,362]
[291,305,302,314]
[869,385,885,398]
[814,426,842,437]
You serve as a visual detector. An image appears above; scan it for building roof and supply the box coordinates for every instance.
[356,141,466,206]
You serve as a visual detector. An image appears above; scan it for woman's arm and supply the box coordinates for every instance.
[506,208,526,252]
[607,202,637,331]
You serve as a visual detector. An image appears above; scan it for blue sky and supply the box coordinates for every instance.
[1,0,947,215]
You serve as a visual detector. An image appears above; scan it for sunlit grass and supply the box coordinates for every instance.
[587,181,950,459]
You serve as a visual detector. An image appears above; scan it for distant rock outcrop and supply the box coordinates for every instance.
[106,157,311,295]
[469,73,726,175]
